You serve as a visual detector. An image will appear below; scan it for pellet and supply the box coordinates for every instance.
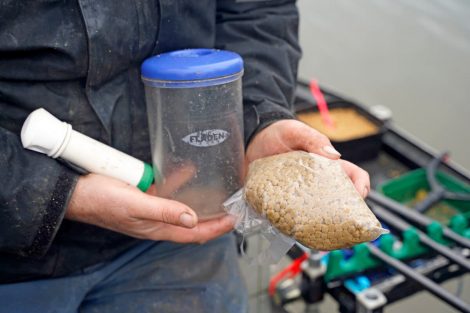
[244,151,385,251]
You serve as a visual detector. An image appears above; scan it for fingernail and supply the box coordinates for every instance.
[362,187,369,198]
[179,213,196,228]
[322,146,341,157]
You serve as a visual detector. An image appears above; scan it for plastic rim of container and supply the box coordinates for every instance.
[141,48,244,88]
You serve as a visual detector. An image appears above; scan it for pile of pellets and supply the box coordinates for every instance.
[244,151,385,250]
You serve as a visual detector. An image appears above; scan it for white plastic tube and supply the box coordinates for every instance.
[21,108,155,191]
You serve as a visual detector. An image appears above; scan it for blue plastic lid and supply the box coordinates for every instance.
[141,49,244,88]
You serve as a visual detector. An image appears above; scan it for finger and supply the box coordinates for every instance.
[159,214,236,244]
[130,195,198,228]
[157,162,197,197]
[145,184,158,196]
[285,122,341,159]
[339,160,371,198]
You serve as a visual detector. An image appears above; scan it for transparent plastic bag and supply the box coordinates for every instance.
[224,189,296,264]
[224,151,387,257]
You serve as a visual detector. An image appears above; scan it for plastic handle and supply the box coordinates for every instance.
[21,108,154,192]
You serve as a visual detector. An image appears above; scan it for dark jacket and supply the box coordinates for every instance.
[0,0,301,283]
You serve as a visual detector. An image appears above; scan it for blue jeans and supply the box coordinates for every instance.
[0,234,247,313]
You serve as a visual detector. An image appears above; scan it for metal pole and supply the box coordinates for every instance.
[367,244,470,313]
[368,190,470,249]
[372,206,470,272]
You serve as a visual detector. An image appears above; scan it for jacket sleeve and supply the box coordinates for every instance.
[215,0,302,146]
[0,126,79,257]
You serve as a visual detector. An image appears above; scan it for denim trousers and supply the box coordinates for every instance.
[0,234,248,313]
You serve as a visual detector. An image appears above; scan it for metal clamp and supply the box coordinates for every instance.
[356,288,387,313]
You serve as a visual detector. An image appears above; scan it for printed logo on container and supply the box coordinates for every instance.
[182,129,230,147]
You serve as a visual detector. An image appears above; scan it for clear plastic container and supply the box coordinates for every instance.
[141,49,244,220]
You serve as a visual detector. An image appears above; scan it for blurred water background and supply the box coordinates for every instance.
[297,0,470,170]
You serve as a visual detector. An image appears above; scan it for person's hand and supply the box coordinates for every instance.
[246,119,370,197]
[65,173,235,244]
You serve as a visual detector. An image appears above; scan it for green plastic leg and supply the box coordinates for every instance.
[379,234,395,255]
[379,229,427,259]
[427,222,450,245]
[325,228,431,281]
[325,244,380,281]
[464,229,470,238]
[450,215,470,238]
[325,250,344,281]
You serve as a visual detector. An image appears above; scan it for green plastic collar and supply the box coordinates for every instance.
[137,163,155,192]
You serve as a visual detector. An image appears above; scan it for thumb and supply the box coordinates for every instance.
[131,194,198,228]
